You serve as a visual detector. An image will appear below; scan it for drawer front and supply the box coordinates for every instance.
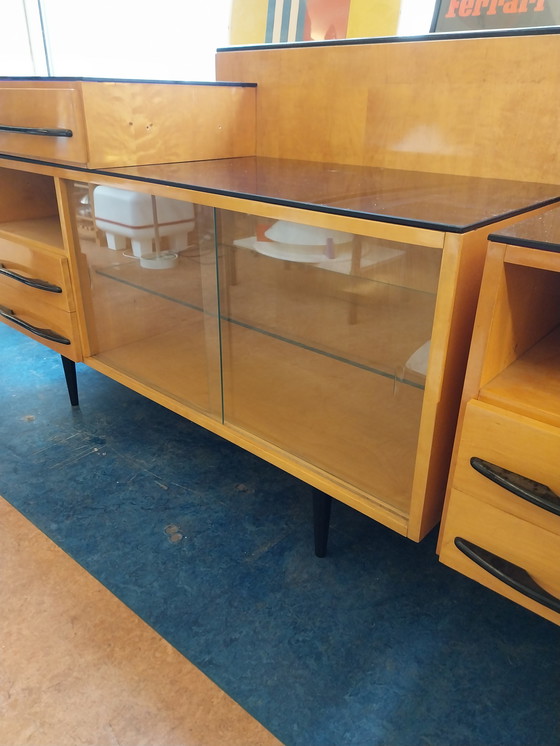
[440,489,560,625]
[0,86,88,164]
[0,280,81,360]
[0,238,74,311]
[452,400,560,535]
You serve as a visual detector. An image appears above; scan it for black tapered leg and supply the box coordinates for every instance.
[313,489,332,558]
[60,355,79,407]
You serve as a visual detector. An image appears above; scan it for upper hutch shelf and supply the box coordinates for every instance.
[0,78,256,168]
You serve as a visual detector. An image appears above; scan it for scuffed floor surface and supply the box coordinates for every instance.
[0,498,282,746]
[1,323,559,746]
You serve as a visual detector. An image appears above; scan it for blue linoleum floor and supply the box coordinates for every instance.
[1,322,559,746]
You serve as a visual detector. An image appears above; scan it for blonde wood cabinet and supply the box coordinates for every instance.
[1,155,555,551]
[439,209,560,625]
[1,30,560,556]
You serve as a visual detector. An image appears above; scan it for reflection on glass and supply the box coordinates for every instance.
[217,211,442,514]
[71,181,221,417]
[92,186,195,269]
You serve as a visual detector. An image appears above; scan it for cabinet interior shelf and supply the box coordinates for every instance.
[480,325,560,427]
[91,324,217,416]
[94,251,430,389]
[0,217,64,252]
[95,257,205,315]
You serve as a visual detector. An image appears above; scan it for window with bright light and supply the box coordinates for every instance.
[397,0,437,35]
[0,2,39,75]
[1,0,232,81]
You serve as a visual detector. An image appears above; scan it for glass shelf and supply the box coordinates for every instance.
[220,246,436,386]
[219,212,439,385]
[94,252,207,314]
[90,248,434,393]
[87,214,440,388]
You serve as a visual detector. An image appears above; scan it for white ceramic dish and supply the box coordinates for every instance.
[139,252,178,270]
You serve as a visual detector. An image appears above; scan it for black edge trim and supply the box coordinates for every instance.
[217,26,560,52]
[0,75,256,87]
[83,171,560,235]
[488,233,560,253]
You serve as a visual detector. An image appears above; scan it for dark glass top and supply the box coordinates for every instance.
[217,26,560,52]
[0,76,256,87]
[489,206,560,253]
[99,157,560,233]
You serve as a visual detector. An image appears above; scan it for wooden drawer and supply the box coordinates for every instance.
[0,79,256,168]
[451,400,560,535]
[439,489,560,625]
[0,238,74,312]
[0,280,81,360]
[0,84,88,164]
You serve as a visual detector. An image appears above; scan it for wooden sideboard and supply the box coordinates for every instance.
[1,31,559,563]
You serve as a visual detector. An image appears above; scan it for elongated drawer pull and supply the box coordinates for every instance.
[0,264,62,293]
[455,537,560,614]
[0,124,73,138]
[0,304,70,345]
[470,457,560,517]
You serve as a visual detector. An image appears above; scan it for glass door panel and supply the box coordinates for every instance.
[217,210,442,514]
[70,181,221,418]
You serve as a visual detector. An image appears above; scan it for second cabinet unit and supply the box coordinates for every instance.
[439,209,560,625]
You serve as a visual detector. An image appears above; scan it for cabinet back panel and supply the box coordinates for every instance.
[216,34,560,183]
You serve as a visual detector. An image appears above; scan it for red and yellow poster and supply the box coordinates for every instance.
[263,0,350,42]
[432,0,560,31]
[229,0,401,45]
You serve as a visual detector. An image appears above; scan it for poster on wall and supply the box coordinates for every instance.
[230,0,401,46]
[265,0,351,43]
[431,0,560,32]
